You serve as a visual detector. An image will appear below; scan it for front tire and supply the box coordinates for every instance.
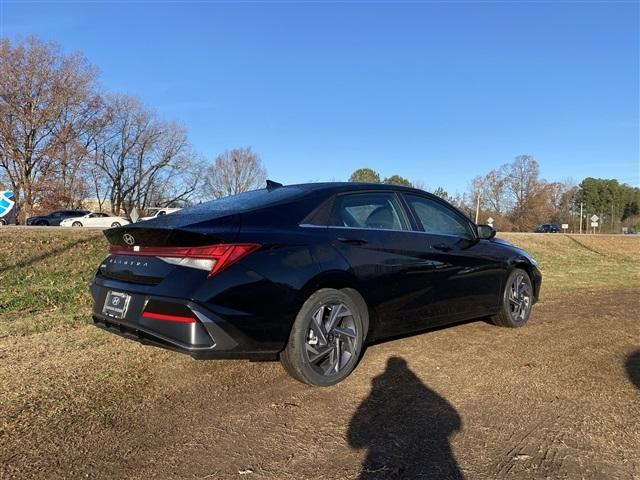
[492,268,534,328]
[72,221,82,227]
[111,222,121,227]
[280,288,367,387]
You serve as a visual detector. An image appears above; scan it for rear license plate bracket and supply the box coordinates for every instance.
[102,291,131,319]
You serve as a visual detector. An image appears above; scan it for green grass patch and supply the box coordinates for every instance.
[500,233,640,295]
[0,229,108,336]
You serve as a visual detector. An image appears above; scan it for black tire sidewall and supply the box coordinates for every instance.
[501,269,533,327]
[288,289,365,387]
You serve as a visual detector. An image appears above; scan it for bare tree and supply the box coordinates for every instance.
[53,95,108,208]
[93,94,203,214]
[503,155,543,231]
[0,36,100,222]
[203,147,267,199]
[481,168,509,215]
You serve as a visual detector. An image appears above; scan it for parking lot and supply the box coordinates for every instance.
[1,230,638,479]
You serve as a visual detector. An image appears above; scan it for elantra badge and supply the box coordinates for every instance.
[123,233,135,245]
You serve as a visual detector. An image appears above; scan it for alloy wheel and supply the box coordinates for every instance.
[305,302,359,377]
[508,272,531,322]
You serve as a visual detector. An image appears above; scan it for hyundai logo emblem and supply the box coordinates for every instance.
[123,233,135,246]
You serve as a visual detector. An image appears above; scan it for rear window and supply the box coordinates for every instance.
[177,187,307,218]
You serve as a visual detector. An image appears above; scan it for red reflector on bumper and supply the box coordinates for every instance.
[142,311,196,323]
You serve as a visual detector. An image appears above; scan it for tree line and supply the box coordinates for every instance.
[347,157,639,232]
[0,36,267,223]
[464,156,639,232]
[2,36,637,231]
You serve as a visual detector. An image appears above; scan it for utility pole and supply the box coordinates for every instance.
[579,202,583,234]
[475,193,480,224]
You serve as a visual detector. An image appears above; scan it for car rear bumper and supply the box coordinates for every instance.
[91,282,280,360]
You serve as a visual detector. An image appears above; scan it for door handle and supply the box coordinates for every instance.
[337,237,368,246]
[431,242,452,252]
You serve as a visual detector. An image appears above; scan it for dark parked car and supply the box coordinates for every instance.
[27,209,90,226]
[534,223,561,233]
[91,182,542,386]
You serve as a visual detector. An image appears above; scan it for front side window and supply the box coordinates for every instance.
[333,193,408,231]
[405,194,474,239]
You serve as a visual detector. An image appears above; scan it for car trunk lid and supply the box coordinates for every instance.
[99,213,243,285]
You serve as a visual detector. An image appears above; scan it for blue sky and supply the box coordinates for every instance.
[1,1,638,193]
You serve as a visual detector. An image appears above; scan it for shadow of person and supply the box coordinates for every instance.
[347,356,464,480]
[626,350,640,390]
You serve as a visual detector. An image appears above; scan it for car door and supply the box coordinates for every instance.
[320,191,445,338]
[323,192,407,313]
[401,193,505,322]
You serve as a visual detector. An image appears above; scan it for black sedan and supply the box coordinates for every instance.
[91,182,542,386]
[27,209,89,226]
[534,223,561,233]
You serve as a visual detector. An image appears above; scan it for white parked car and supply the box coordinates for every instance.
[60,212,130,228]
[138,207,182,222]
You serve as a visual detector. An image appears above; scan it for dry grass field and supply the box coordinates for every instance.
[0,229,638,479]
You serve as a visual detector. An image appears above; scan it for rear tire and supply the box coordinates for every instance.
[72,221,82,227]
[111,222,121,227]
[280,288,367,387]
[492,268,533,328]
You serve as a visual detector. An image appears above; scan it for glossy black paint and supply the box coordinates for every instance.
[91,183,542,359]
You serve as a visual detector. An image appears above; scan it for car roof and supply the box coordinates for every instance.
[276,182,473,223]
[276,182,432,197]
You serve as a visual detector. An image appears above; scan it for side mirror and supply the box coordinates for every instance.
[477,224,496,240]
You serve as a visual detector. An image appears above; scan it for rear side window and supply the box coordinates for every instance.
[405,194,475,239]
[332,193,408,231]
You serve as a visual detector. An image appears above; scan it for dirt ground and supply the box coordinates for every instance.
[4,288,639,480]
[1,233,639,479]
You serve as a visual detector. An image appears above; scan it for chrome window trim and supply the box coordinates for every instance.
[298,223,473,240]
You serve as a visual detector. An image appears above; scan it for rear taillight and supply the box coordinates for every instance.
[108,243,260,276]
